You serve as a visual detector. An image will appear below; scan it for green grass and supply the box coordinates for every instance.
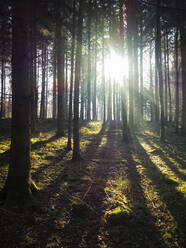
[0,120,186,248]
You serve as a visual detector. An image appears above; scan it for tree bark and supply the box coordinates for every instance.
[93,13,97,121]
[52,41,57,120]
[180,22,186,135]
[156,0,165,140]
[87,0,92,121]
[56,0,65,137]
[1,0,37,205]
[72,0,84,160]
[67,0,75,150]
[174,27,179,133]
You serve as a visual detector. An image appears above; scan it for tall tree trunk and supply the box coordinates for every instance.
[140,21,143,124]
[133,0,140,127]
[65,41,68,120]
[163,33,168,122]
[126,0,134,131]
[52,41,57,120]
[1,0,37,204]
[72,0,84,160]
[30,1,37,131]
[0,58,5,119]
[87,0,92,121]
[166,31,172,122]
[40,42,46,120]
[175,27,179,133]
[56,0,65,137]
[149,40,154,122]
[102,19,106,124]
[156,0,165,140]
[45,48,48,119]
[93,14,97,121]
[180,22,186,135]
[119,0,128,140]
[67,0,75,150]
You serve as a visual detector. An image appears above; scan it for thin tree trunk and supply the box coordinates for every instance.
[164,33,168,122]
[166,31,172,122]
[72,0,84,161]
[175,27,179,133]
[0,58,5,119]
[149,40,154,122]
[126,0,134,131]
[93,14,97,121]
[67,0,75,150]
[102,19,106,124]
[180,21,186,135]
[40,42,46,120]
[140,21,143,124]
[87,0,92,121]
[56,0,65,137]
[156,0,165,140]
[52,41,57,120]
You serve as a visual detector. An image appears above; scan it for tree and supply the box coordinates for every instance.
[156,0,165,140]
[1,0,38,205]
[67,0,76,151]
[180,10,186,135]
[72,0,84,161]
[56,0,65,137]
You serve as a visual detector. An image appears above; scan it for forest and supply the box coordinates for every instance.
[0,0,186,247]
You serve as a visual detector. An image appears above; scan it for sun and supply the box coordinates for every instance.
[105,49,128,84]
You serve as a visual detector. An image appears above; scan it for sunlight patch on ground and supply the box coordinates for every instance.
[149,140,186,178]
[132,154,178,247]
[144,130,159,138]
[98,136,107,148]
[0,139,10,154]
[80,121,103,136]
[104,177,132,220]
[139,137,186,198]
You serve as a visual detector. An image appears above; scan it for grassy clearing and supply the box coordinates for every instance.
[0,120,186,248]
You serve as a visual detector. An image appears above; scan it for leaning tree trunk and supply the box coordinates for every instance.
[1,0,37,205]
[72,0,84,161]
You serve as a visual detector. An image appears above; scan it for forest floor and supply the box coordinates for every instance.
[0,120,186,248]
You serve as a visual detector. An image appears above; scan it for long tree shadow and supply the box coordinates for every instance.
[104,130,165,247]
[58,122,109,247]
[60,121,164,247]
[24,122,107,247]
[142,130,186,169]
[0,134,59,168]
[132,135,186,247]
[139,134,186,181]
